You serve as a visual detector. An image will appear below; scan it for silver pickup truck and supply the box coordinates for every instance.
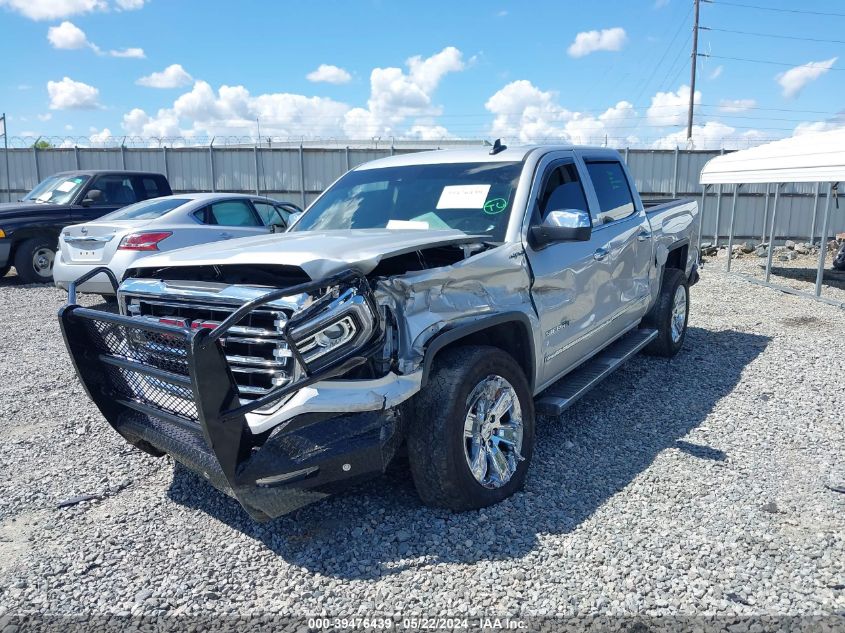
[60,143,700,521]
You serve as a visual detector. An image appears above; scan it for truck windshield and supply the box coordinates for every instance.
[22,175,89,205]
[292,161,523,241]
[100,197,190,221]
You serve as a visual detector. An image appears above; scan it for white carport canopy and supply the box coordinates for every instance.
[698,128,843,306]
[700,127,845,184]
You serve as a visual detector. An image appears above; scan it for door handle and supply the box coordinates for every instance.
[219,232,233,239]
[593,248,609,261]
[637,230,651,242]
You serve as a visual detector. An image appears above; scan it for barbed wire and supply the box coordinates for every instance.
[3,134,786,151]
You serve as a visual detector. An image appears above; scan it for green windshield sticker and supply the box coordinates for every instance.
[483,198,508,215]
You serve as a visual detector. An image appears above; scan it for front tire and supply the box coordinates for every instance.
[13,236,56,284]
[407,346,535,511]
[642,268,689,358]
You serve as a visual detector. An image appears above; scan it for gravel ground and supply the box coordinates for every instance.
[0,267,843,629]
[707,243,845,304]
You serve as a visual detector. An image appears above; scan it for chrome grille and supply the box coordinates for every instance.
[124,296,295,400]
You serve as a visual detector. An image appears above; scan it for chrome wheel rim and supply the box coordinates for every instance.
[670,284,687,343]
[463,374,524,489]
[32,247,55,278]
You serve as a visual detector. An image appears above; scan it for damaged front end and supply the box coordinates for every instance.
[59,267,410,521]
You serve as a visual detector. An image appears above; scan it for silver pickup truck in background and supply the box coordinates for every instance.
[59,143,700,521]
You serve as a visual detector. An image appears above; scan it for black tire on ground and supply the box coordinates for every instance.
[407,345,535,511]
[0,265,9,278]
[641,267,689,358]
[13,236,57,284]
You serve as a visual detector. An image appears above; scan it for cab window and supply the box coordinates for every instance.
[585,161,636,222]
[90,175,138,206]
[538,162,590,221]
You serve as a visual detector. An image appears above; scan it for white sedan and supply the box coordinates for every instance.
[54,193,299,296]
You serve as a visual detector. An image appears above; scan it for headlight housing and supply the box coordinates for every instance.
[289,283,378,373]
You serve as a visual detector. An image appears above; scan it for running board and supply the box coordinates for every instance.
[534,328,658,417]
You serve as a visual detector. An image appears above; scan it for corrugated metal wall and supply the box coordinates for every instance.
[2,146,842,241]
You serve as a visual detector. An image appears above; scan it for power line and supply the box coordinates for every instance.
[657,31,693,93]
[701,26,845,45]
[631,1,694,107]
[705,0,845,18]
[698,53,845,70]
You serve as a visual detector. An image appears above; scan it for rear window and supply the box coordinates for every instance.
[209,200,261,226]
[100,197,190,221]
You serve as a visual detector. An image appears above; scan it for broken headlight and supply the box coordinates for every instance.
[289,285,377,372]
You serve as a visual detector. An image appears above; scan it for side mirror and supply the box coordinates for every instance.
[82,189,102,206]
[529,209,592,247]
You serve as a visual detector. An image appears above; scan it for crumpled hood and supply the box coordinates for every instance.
[133,228,485,279]
[0,202,66,218]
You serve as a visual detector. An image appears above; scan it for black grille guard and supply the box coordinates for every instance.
[59,266,383,487]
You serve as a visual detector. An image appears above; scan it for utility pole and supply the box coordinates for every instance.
[1,113,10,202]
[686,0,700,142]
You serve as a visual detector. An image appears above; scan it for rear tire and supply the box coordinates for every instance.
[407,345,535,511]
[13,236,56,284]
[0,265,9,278]
[642,268,689,358]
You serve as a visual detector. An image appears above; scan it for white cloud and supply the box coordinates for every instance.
[718,98,757,113]
[776,57,837,98]
[114,0,144,9]
[495,9,508,17]
[48,20,143,58]
[123,47,465,141]
[793,113,845,136]
[708,65,724,80]
[484,79,638,144]
[37,113,52,121]
[110,47,145,58]
[47,21,92,50]
[647,85,700,126]
[654,0,670,7]
[136,64,194,88]
[408,123,453,140]
[89,127,112,144]
[342,46,465,137]
[306,64,352,85]
[0,0,105,20]
[47,76,100,109]
[652,121,769,150]
[567,27,627,58]
[122,81,350,139]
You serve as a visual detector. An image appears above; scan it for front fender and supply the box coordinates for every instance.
[419,311,536,389]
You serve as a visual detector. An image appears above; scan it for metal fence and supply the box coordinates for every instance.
[2,143,843,243]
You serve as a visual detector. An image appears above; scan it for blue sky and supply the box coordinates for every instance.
[1,0,843,149]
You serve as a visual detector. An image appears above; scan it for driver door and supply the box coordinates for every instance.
[524,154,618,389]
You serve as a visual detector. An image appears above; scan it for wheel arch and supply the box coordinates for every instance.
[420,312,536,391]
[8,228,61,258]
